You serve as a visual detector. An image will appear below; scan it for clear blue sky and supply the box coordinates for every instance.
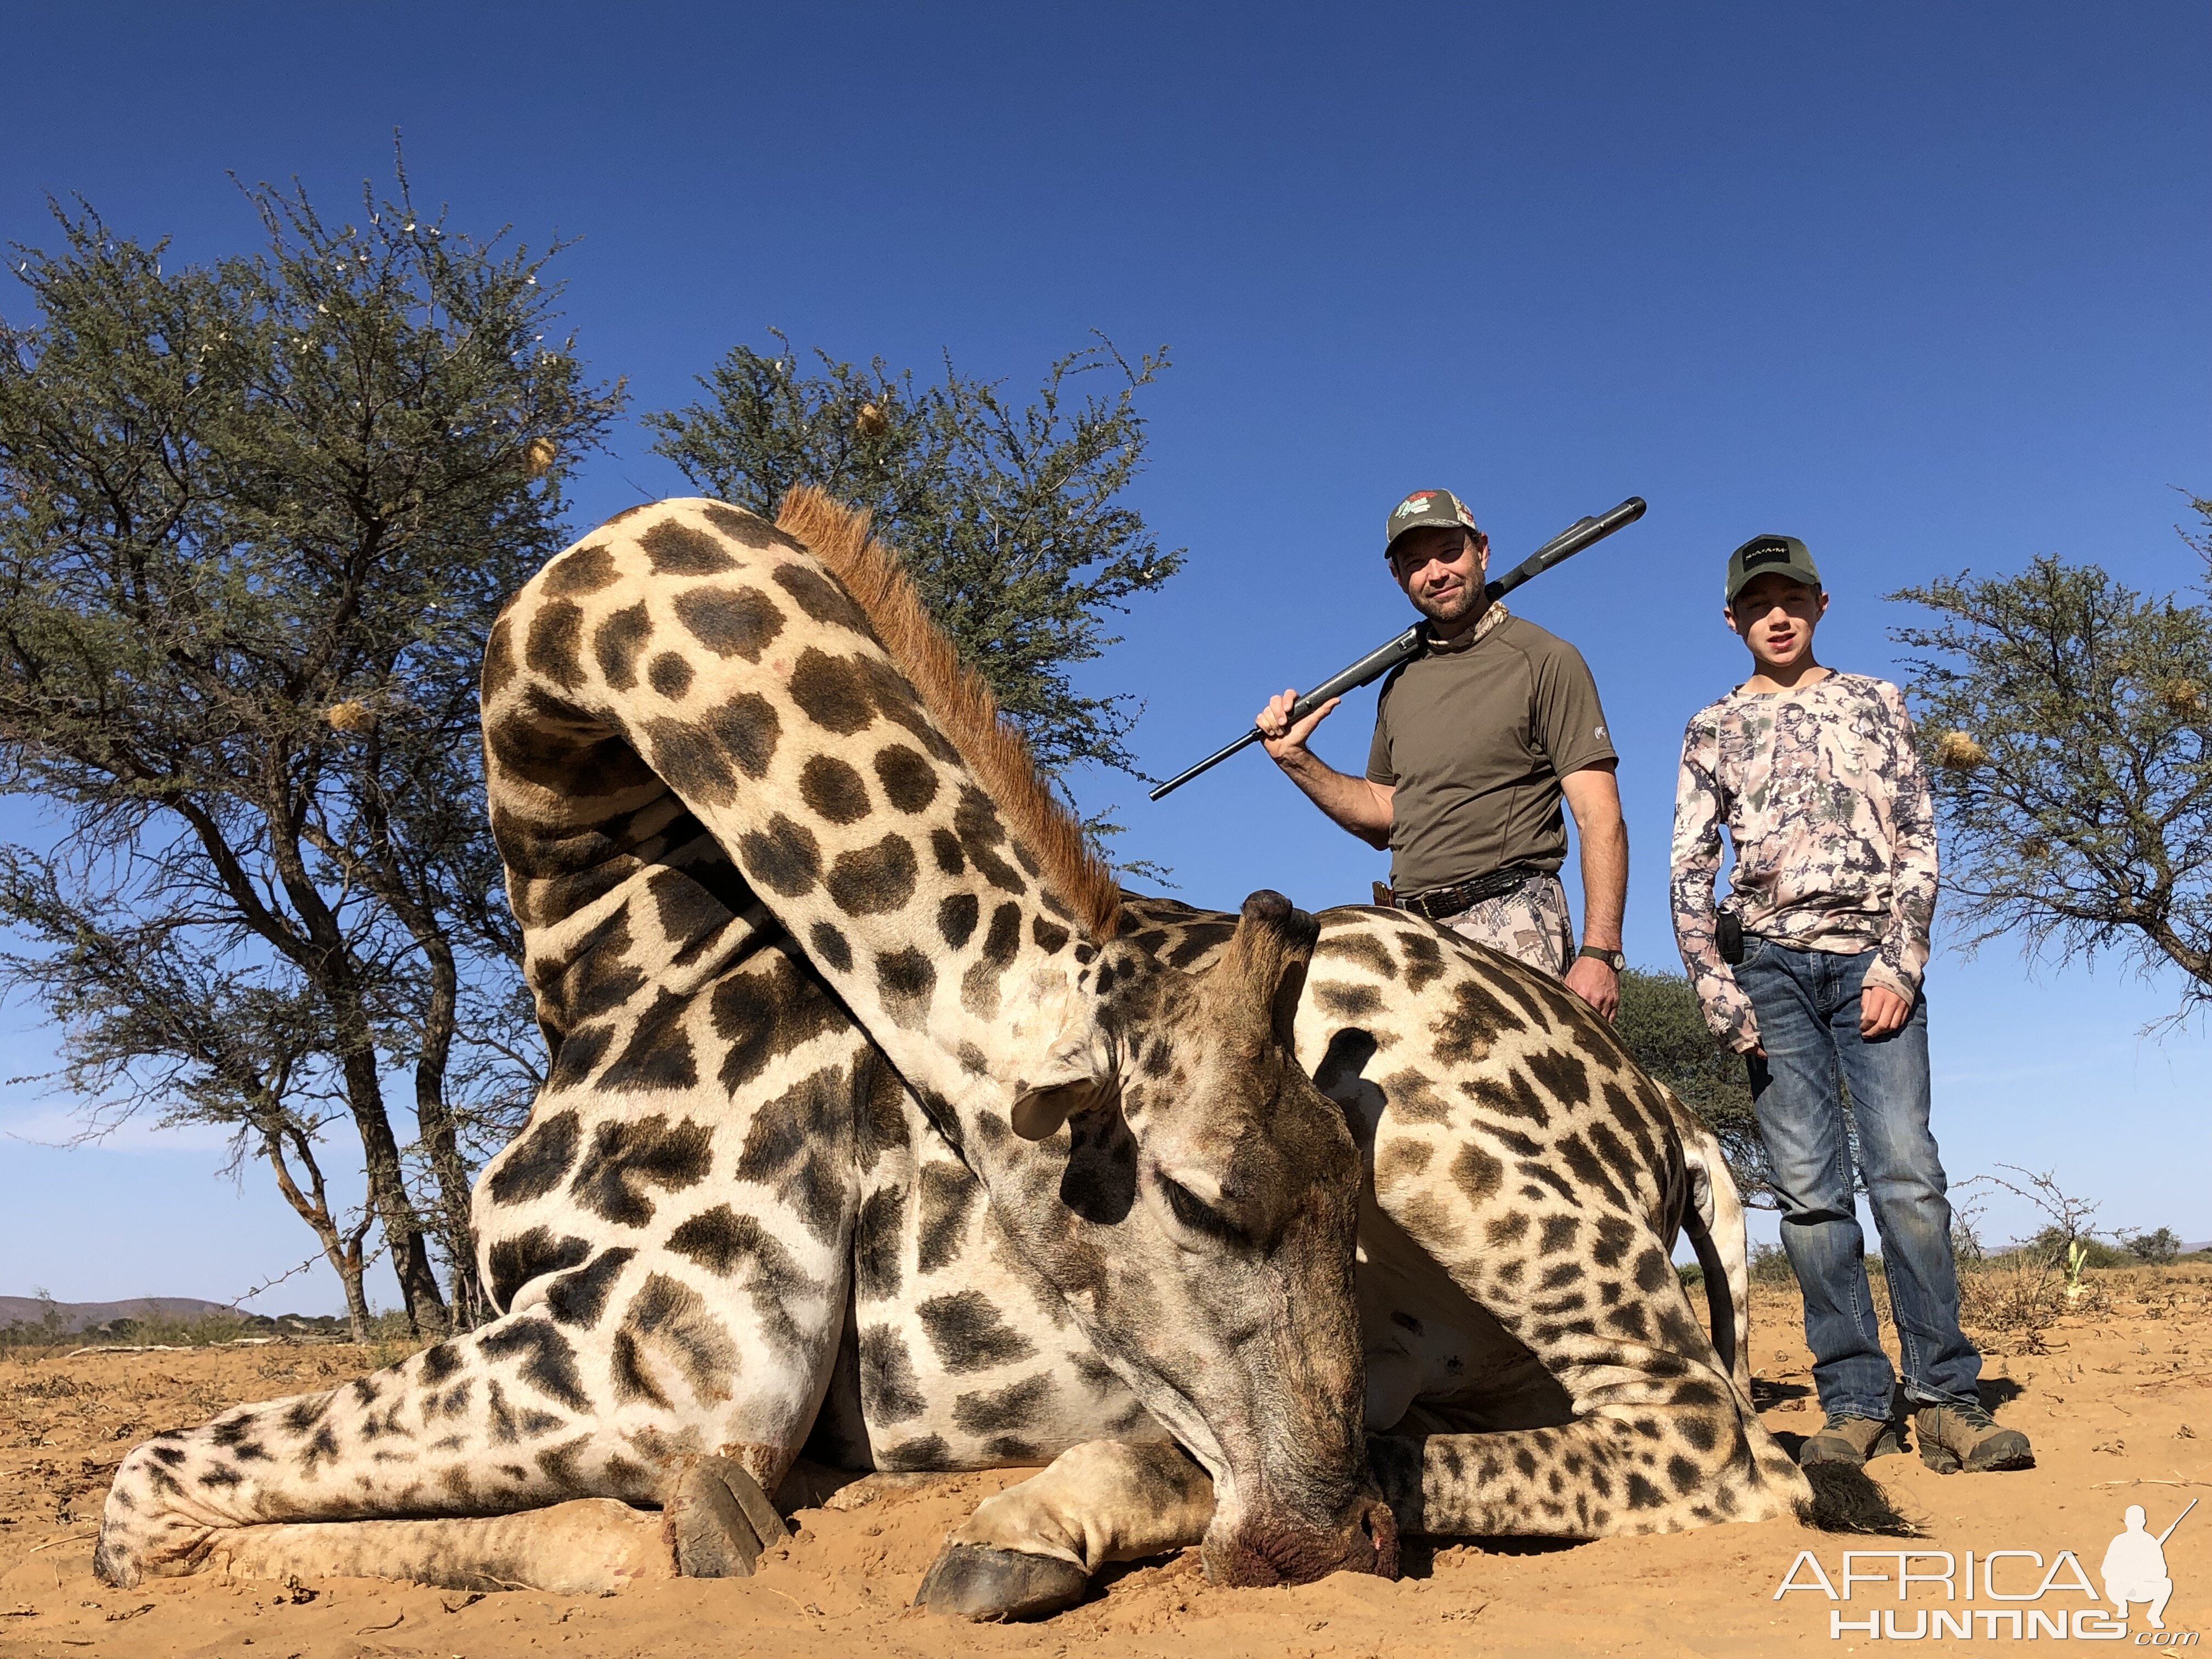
[2,2,2205,1312]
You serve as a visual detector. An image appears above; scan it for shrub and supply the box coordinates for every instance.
[2125,1227,2182,1265]
[1749,1243,1796,1286]
[1613,968,1773,1204]
[2022,1224,2128,1270]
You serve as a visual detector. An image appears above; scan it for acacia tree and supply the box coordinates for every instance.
[1889,502,2212,1023]
[0,170,619,1333]
[1615,966,1773,1205]
[644,331,1183,786]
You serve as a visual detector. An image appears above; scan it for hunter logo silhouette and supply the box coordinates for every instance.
[2104,1499,2192,1630]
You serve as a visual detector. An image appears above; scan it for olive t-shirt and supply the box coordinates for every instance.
[1365,609,1617,894]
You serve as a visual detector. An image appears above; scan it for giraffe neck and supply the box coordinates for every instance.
[483,498,1108,1159]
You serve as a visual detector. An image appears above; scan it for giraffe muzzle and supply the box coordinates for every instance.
[1203,1490,1400,1588]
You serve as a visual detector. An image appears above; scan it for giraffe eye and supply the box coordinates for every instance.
[1158,1175,1242,1245]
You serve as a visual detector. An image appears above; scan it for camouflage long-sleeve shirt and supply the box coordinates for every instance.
[1669,672,1939,1052]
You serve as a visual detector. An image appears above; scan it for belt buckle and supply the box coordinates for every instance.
[1413,885,1460,922]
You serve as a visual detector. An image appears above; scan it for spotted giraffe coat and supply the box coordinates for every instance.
[96,495,1809,1611]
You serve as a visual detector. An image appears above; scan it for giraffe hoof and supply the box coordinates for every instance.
[665,1455,789,1578]
[915,1543,1088,1621]
[92,1530,142,1589]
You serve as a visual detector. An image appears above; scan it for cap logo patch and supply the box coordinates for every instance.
[1397,494,1433,517]
[1743,546,1793,571]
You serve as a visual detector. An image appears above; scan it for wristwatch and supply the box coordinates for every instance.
[1576,946,1626,972]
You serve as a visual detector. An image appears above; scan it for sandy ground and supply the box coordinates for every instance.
[2,1271,2205,1659]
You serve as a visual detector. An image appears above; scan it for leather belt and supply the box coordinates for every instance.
[1396,864,1547,921]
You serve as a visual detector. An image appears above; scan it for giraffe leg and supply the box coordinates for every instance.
[207,1498,674,1595]
[914,1441,1215,1621]
[192,1451,789,1594]
[92,1284,819,1589]
[99,935,873,1591]
[97,1189,851,1589]
[1362,1110,1811,1540]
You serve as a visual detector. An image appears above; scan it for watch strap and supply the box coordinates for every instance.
[1576,946,1625,971]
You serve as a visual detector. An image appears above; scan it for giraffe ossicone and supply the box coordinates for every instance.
[94,491,1839,1620]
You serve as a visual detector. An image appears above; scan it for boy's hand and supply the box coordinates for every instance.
[1860,985,1911,1039]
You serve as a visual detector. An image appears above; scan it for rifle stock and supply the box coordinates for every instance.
[1146,496,1645,801]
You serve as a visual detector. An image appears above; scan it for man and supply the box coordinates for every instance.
[1255,487,1627,1018]
[1671,533,2032,1475]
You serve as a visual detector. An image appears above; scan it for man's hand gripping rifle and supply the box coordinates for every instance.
[1147,496,1648,800]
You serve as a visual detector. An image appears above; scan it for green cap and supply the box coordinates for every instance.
[1384,488,1481,556]
[1725,534,1822,603]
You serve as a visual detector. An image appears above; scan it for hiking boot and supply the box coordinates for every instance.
[1915,1401,2034,1473]
[1799,1414,1904,1468]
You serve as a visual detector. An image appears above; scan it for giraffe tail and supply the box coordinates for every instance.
[1799,1462,1918,1536]
[1674,1104,1753,1406]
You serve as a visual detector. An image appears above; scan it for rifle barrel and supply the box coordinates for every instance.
[1147,497,1646,802]
[2157,1497,2197,1545]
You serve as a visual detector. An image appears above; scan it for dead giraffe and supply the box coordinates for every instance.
[95,492,1845,1620]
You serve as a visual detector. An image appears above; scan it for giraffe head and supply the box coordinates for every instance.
[1008,891,1396,1587]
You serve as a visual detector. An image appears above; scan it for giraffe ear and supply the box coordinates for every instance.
[1010,1076,1113,1141]
[1009,1013,1118,1141]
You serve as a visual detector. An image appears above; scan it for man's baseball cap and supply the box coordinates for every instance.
[1384,488,1481,557]
[1724,534,1823,603]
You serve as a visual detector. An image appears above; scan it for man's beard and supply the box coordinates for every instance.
[1414,583,1485,626]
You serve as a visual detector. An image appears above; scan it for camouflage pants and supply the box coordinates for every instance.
[1434,873,1575,979]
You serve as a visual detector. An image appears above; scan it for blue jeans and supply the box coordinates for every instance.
[1736,941,1981,1420]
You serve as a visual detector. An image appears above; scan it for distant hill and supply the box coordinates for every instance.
[0,1295,235,1334]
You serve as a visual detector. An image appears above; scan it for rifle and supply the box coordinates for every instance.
[2157,1498,2196,1545]
[1147,496,1647,801]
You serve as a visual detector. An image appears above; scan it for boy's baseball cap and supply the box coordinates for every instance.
[1725,534,1823,602]
[1384,488,1481,556]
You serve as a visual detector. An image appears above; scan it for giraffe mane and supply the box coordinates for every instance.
[774,485,1121,941]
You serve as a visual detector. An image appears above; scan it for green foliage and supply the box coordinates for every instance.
[0,165,620,1331]
[1614,964,1772,1203]
[0,1305,415,1354]
[1748,1242,1796,1285]
[0,1291,70,1352]
[2126,1227,2183,1264]
[1889,506,2212,1019]
[645,331,1183,784]
[2017,1225,2128,1271]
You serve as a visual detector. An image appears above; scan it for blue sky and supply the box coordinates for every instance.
[1,3,2205,1311]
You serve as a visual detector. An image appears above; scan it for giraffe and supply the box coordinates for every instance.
[93,492,1859,1621]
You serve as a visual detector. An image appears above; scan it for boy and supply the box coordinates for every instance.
[1669,534,2032,1475]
